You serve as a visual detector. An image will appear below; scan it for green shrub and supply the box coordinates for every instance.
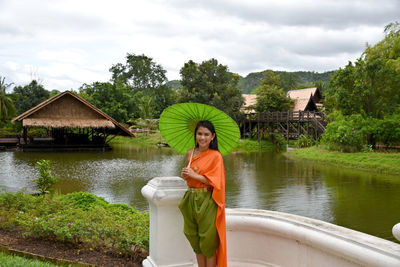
[0,190,149,255]
[295,134,314,148]
[376,114,400,147]
[62,192,108,210]
[0,188,37,211]
[269,134,286,151]
[34,160,58,194]
[321,119,363,152]
[26,127,48,138]
[321,114,378,152]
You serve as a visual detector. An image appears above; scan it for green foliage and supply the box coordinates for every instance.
[178,58,244,120]
[62,192,108,210]
[26,127,48,138]
[238,70,333,93]
[254,70,294,112]
[12,80,50,115]
[0,191,149,255]
[324,22,400,118]
[79,81,136,122]
[49,89,60,97]
[235,138,274,152]
[0,252,66,267]
[375,114,400,147]
[0,76,16,121]
[0,126,18,137]
[295,134,314,148]
[321,115,375,152]
[166,80,183,90]
[129,118,159,132]
[0,188,38,212]
[34,160,59,194]
[137,94,154,119]
[286,146,400,176]
[109,53,176,118]
[265,134,286,151]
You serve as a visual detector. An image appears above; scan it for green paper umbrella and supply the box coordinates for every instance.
[159,103,240,156]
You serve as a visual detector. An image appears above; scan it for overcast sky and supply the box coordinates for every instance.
[1,0,399,91]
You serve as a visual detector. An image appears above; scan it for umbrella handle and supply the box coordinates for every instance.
[187,148,195,168]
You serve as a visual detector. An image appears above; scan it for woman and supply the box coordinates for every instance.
[179,120,227,267]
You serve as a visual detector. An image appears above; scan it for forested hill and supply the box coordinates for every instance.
[237,70,336,93]
[167,70,336,93]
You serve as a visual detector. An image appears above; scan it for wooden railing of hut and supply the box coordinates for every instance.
[238,111,326,141]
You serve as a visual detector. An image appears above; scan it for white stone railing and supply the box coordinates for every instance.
[141,177,400,267]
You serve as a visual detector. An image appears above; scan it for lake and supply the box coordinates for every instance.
[1,143,399,243]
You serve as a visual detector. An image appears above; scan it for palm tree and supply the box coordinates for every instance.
[0,76,16,121]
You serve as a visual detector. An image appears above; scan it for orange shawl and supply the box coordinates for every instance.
[186,149,227,267]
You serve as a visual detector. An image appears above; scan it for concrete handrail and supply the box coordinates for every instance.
[393,223,400,242]
[142,177,400,267]
[227,209,400,266]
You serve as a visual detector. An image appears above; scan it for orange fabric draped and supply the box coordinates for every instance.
[186,149,227,267]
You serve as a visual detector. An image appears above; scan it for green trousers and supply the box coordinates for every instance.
[178,190,219,258]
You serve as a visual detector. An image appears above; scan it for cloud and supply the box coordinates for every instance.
[0,0,397,91]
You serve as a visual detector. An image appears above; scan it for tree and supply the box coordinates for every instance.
[109,53,176,117]
[253,70,294,112]
[178,58,244,119]
[12,80,50,114]
[324,22,400,118]
[79,81,136,122]
[0,76,16,121]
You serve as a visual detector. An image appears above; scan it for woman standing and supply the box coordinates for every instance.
[179,120,227,267]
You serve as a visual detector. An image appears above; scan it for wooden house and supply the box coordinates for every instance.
[12,91,134,151]
[241,94,257,114]
[287,87,323,112]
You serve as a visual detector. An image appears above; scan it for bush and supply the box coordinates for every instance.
[376,114,400,147]
[0,191,149,256]
[34,160,58,194]
[321,114,379,152]
[321,118,363,152]
[62,192,108,210]
[295,134,314,148]
[26,127,48,138]
[269,134,286,151]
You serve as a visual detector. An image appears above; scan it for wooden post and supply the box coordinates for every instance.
[257,113,260,143]
[286,111,289,145]
[23,127,27,144]
[307,111,310,137]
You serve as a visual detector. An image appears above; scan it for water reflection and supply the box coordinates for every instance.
[1,145,400,242]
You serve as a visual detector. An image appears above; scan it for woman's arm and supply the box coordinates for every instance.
[181,149,210,185]
[181,167,210,185]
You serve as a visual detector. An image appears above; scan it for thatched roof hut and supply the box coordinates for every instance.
[12,91,133,137]
[12,91,134,151]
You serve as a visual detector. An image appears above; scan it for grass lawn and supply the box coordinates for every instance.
[0,252,69,267]
[285,146,400,176]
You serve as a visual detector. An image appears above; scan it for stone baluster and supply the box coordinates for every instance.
[141,177,195,267]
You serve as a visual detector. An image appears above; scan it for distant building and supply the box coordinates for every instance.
[241,94,257,114]
[241,87,323,113]
[287,87,323,112]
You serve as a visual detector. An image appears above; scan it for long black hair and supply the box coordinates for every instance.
[194,120,219,151]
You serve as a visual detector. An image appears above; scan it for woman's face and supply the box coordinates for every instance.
[195,126,215,150]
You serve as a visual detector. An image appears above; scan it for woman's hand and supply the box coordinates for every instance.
[181,168,188,180]
[181,167,196,180]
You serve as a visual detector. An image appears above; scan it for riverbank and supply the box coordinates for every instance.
[285,146,400,176]
[111,132,276,153]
